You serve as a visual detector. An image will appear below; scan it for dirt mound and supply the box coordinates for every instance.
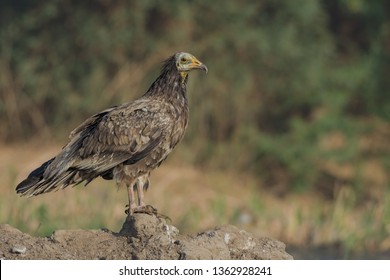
[0,213,293,260]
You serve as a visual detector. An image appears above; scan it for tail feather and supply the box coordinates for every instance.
[16,158,97,196]
[16,158,54,195]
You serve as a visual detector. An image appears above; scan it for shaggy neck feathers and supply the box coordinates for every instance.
[144,55,188,101]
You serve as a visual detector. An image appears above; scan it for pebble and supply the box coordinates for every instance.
[11,245,27,254]
[224,233,231,244]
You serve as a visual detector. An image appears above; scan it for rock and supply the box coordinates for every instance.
[11,244,26,254]
[0,215,293,260]
[120,213,166,238]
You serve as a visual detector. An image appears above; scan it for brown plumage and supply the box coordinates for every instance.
[16,52,207,214]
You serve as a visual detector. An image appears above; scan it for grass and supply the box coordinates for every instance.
[1,142,389,258]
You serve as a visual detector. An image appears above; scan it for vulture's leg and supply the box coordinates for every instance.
[125,182,137,215]
[133,175,158,215]
[136,174,148,207]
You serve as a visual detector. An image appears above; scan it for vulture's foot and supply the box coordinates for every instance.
[125,204,171,221]
[135,205,171,221]
[124,204,155,215]
[134,204,158,215]
[124,203,138,215]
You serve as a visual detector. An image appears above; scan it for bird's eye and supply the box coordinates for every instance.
[180,57,187,63]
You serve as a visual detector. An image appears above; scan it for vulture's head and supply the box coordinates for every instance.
[175,52,208,74]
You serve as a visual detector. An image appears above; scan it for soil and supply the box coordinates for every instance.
[0,213,292,260]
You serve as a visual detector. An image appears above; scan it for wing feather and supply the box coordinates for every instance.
[44,98,170,185]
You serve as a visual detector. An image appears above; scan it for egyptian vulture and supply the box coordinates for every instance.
[16,52,207,215]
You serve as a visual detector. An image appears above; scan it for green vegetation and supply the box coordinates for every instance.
[0,0,389,257]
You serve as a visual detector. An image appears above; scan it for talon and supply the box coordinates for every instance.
[132,205,170,220]
[124,204,135,215]
[157,213,172,222]
[133,205,151,215]
[133,204,157,215]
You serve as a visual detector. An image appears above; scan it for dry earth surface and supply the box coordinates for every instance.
[0,213,292,260]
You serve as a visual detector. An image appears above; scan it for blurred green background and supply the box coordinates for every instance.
[0,0,389,259]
